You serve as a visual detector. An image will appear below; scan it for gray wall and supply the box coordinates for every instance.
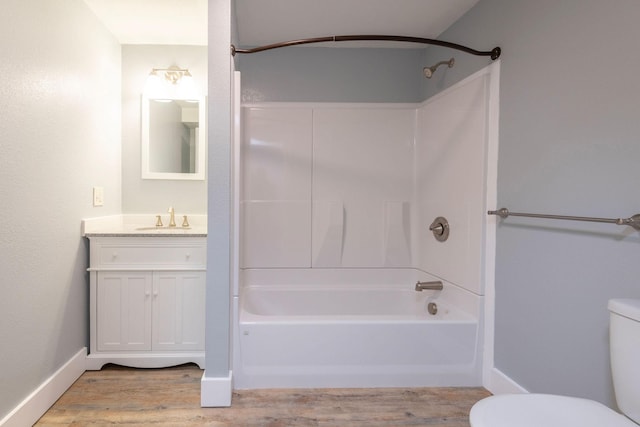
[422,0,640,406]
[0,0,121,419]
[121,45,207,214]
[205,0,232,381]
[237,47,425,103]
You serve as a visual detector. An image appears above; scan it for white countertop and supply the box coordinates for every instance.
[82,214,207,237]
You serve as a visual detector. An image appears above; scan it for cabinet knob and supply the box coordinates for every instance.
[186,253,191,259]
[111,252,118,259]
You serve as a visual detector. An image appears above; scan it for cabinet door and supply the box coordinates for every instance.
[96,272,152,351]
[152,272,205,351]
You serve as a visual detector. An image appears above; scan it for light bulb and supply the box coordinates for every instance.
[177,72,199,101]
[144,70,168,99]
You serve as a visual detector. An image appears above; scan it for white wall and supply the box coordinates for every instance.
[241,105,416,270]
[121,45,207,214]
[0,0,121,419]
[416,72,489,295]
[241,107,313,268]
[240,92,493,292]
[312,108,415,268]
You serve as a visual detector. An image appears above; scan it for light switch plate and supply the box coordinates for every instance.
[93,186,104,207]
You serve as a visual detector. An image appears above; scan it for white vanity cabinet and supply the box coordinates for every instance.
[86,236,206,370]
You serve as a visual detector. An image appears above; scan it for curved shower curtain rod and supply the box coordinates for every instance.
[231,35,501,60]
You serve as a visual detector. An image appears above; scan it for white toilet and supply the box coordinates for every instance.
[470,298,640,427]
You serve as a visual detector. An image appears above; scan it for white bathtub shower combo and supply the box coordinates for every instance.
[232,64,499,389]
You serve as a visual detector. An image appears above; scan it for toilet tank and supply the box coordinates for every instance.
[609,298,640,424]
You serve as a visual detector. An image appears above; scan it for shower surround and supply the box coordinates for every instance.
[233,65,498,388]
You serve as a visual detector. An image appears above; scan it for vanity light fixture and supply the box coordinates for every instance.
[144,66,199,101]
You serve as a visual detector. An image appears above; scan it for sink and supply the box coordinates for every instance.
[135,226,192,231]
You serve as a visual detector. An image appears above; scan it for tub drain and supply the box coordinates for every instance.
[427,302,438,315]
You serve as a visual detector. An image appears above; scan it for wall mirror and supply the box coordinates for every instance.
[141,94,206,180]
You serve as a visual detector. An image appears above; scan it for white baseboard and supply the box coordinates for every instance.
[201,370,233,407]
[485,367,528,395]
[0,347,87,427]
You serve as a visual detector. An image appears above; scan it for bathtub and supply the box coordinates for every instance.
[233,269,482,389]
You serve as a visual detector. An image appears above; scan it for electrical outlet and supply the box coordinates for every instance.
[93,187,104,207]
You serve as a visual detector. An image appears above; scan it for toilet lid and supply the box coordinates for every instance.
[470,394,637,427]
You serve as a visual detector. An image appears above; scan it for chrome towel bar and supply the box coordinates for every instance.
[488,208,640,231]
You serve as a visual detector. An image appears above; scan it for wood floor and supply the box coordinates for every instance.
[36,364,490,426]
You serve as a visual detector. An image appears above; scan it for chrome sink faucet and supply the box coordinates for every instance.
[168,206,176,227]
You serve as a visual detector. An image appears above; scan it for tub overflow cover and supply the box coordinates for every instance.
[428,302,438,315]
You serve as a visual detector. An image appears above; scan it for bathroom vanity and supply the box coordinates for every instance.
[82,216,207,370]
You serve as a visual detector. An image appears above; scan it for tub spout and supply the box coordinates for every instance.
[415,281,443,291]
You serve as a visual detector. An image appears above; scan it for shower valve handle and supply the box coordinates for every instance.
[429,223,444,233]
[429,216,450,242]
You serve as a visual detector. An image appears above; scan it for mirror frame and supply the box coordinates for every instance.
[141,93,206,180]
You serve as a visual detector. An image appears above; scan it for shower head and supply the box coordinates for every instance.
[423,58,455,79]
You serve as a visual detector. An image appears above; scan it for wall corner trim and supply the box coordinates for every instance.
[201,371,233,407]
[486,367,528,395]
[0,347,87,427]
